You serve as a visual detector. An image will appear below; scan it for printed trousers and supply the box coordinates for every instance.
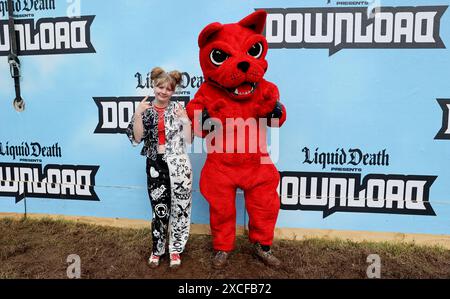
[146,154,193,255]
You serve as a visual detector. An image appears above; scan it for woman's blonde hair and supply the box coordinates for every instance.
[150,67,182,91]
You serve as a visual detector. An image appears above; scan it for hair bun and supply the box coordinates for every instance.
[169,70,182,86]
[150,67,183,90]
[150,67,165,81]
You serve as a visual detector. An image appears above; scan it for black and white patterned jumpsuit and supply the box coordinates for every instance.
[126,101,193,255]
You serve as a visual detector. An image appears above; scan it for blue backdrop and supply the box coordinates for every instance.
[1,0,449,236]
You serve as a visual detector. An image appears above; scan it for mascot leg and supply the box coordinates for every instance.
[200,160,238,252]
[243,163,280,247]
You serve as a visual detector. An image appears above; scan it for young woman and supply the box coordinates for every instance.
[126,67,193,269]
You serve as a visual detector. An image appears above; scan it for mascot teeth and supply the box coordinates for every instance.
[233,83,256,96]
[233,87,253,95]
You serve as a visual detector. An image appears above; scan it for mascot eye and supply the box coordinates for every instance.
[247,42,263,59]
[210,49,229,66]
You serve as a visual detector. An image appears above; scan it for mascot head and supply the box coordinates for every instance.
[198,10,268,101]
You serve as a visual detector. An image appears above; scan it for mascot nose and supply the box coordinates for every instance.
[237,61,250,73]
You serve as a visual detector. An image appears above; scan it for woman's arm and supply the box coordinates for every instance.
[186,87,211,138]
[126,96,152,145]
[132,112,145,143]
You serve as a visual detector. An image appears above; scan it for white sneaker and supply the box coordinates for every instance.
[169,253,181,268]
[148,253,160,268]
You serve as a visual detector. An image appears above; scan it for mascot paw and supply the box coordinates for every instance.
[255,84,279,117]
[206,99,232,123]
[266,101,283,119]
[201,108,220,132]
[256,97,277,117]
[209,99,227,116]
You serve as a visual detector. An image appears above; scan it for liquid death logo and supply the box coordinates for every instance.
[0,0,56,17]
[135,71,204,95]
[0,141,62,160]
[0,162,99,203]
[260,6,447,55]
[279,171,436,218]
[0,16,95,56]
[302,147,389,170]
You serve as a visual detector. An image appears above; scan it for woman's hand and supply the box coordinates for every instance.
[175,102,190,124]
[135,96,152,115]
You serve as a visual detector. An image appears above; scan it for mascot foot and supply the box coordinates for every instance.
[212,251,229,269]
[253,243,281,268]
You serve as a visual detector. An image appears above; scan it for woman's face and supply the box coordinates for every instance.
[154,82,175,103]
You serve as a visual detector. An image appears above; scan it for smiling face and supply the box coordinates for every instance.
[154,82,175,104]
[198,11,268,101]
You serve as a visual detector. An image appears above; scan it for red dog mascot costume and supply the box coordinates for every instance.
[186,10,287,268]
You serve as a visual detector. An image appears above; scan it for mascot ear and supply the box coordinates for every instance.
[198,22,223,48]
[238,10,267,34]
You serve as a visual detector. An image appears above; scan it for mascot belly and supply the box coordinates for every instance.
[186,10,287,252]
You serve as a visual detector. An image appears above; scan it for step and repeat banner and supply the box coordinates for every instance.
[1,0,449,236]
